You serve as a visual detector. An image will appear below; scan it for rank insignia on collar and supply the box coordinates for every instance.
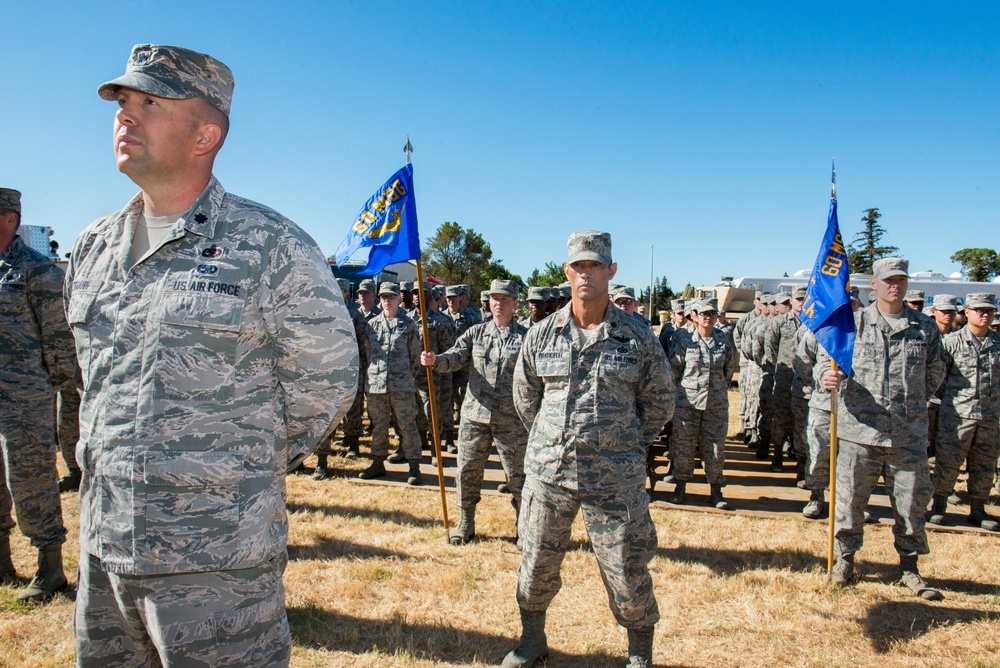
[195,213,208,224]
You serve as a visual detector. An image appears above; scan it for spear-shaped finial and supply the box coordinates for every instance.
[831,159,837,202]
[404,136,413,165]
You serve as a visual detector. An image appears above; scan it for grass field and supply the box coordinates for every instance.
[2,399,999,667]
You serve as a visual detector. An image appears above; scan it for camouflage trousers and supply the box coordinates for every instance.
[455,419,527,508]
[932,411,1000,500]
[927,400,940,458]
[834,441,932,558]
[804,407,831,491]
[741,362,761,431]
[516,477,659,628]
[368,391,422,461]
[451,367,470,426]
[738,357,750,426]
[670,403,727,485]
[315,380,362,456]
[790,394,809,460]
[416,371,453,442]
[0,398,67,548]
[770,374,794,451]
[57,388,81,474]
[756,365,775,444]
[75,550,290,667]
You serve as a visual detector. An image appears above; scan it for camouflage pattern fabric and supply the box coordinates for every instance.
[316,301,366,456]
[434,320,530,507]
[750,315,775,444]
[804,407,832,491]
[413,308,456,440]
[734,310,760,431]
[57,388,81,474]
[364,310,421,394]
[75,550,290,667]
[932,328,1000,499]
[448,308,477,424]
[64,177,358,575]
[833,304,945,559]
[795,329,835,490]
[0,236,72,548]
[766,311,800,451]
[516,476,659,628]
[834,440,932,558]
[514,302,676,493]
[667,327,734,485]
[367,392,422,461]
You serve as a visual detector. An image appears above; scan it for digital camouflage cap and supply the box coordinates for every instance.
[98,44,235,116]
[488,279,519,299]
[931,294,959,312]
[0,188,21,214]
[567,230,612,264]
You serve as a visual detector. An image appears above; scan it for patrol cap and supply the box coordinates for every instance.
[792,285,808,299]
[527,286,547,301]
[904,289,925,303]
[773,292,792,304]
[459,284,471,296]
[357,279,377,293]
[966,293,997,309]
[761,294,775,305]
[336,278,351,292]
[931,294,959,312]
[445,285,462,297]
[567,230,612,264]
[547,287,560,300]
[419,280,433,292]
[613,286,636,301]
[872,257,909,280]
[98,44,235,116]
[378,282,400,297]
[432,285,445,299]
[480,290,491,301]
[754,290,764,299]
[400,281,414,292]
[993,313,1000,326]
[488,279,519,299]
[671,299,685,311]
[560,285,571,299]
[694,298,719,313]
[0,188,21,214]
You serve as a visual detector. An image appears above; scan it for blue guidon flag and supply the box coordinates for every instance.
[801,190,856,376]
[334,164,420,275]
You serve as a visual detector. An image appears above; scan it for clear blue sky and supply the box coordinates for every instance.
[3,2,998,294]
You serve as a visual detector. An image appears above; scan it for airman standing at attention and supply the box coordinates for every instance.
[422,279,528,544]
[766,289,804,476]
[480,289,493,323]
[751,293,778,460]
[505,231,674,668]
[447,284,477,448]
[68,45,358,664]
[823,258,945,600]
[520,286,549,329]
[905,289,925,313]
[926,294,960,459]
[0,188,75,602]
[733,292,762,442]
[357,278,381,320]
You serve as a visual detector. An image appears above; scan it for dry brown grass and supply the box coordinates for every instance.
[2,399,999,667]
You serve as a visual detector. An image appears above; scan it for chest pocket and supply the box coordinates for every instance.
[536,352,570,379]
[155,292,244,402]
[599,348,640,383]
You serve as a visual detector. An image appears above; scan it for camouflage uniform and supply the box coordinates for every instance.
[667,326,735,485]
[766,310,801,455]
[315,294,366,457]
[365,309,424,461]
[448,300,477,425]
[513,300,675,628]
[413,306,456,442]
[834,303,945,558]
[434,319,529,507]
[794,329,832,490]
[57,388,82,475]
[932,327,1000,500]
[736,310,762,432]
[0,235,73,549]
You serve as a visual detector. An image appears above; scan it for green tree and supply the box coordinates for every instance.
[526,261,567,287]
[638,276,675,311]
[422,222,494,293]
[482,260,523,295]
[950,248,1000,282]
[847,207,899,275]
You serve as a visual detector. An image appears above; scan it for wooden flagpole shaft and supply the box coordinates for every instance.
[827,359,840,575]
[414,259,450,535]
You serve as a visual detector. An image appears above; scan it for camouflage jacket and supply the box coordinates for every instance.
[0,236,77,396]
[751,315,775,369]
[412,308,456,386]
[434,320,528,426]
[668,327,734,412]
[733,310,758,361]
[364,311,422,393]
[64,178,358,575]
[513,302,675,493]
[765,311,801,385]
[793,327,832,410]
[940,327,1000,421]
[837,304,946,448]
[463,304,483,325]
[657,321,675,353]
[346,301,368,374]
[448,307,477,337]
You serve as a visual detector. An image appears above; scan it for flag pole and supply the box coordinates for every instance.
[406,136,451,535]
[827,160,838,576]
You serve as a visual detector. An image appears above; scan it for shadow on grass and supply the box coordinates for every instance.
[286,535,413,562]
[861,599,1000,653]
[857,560,1000,597]
[656,544,826,575]
[287,500,442,529]
[287,605,692,667]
